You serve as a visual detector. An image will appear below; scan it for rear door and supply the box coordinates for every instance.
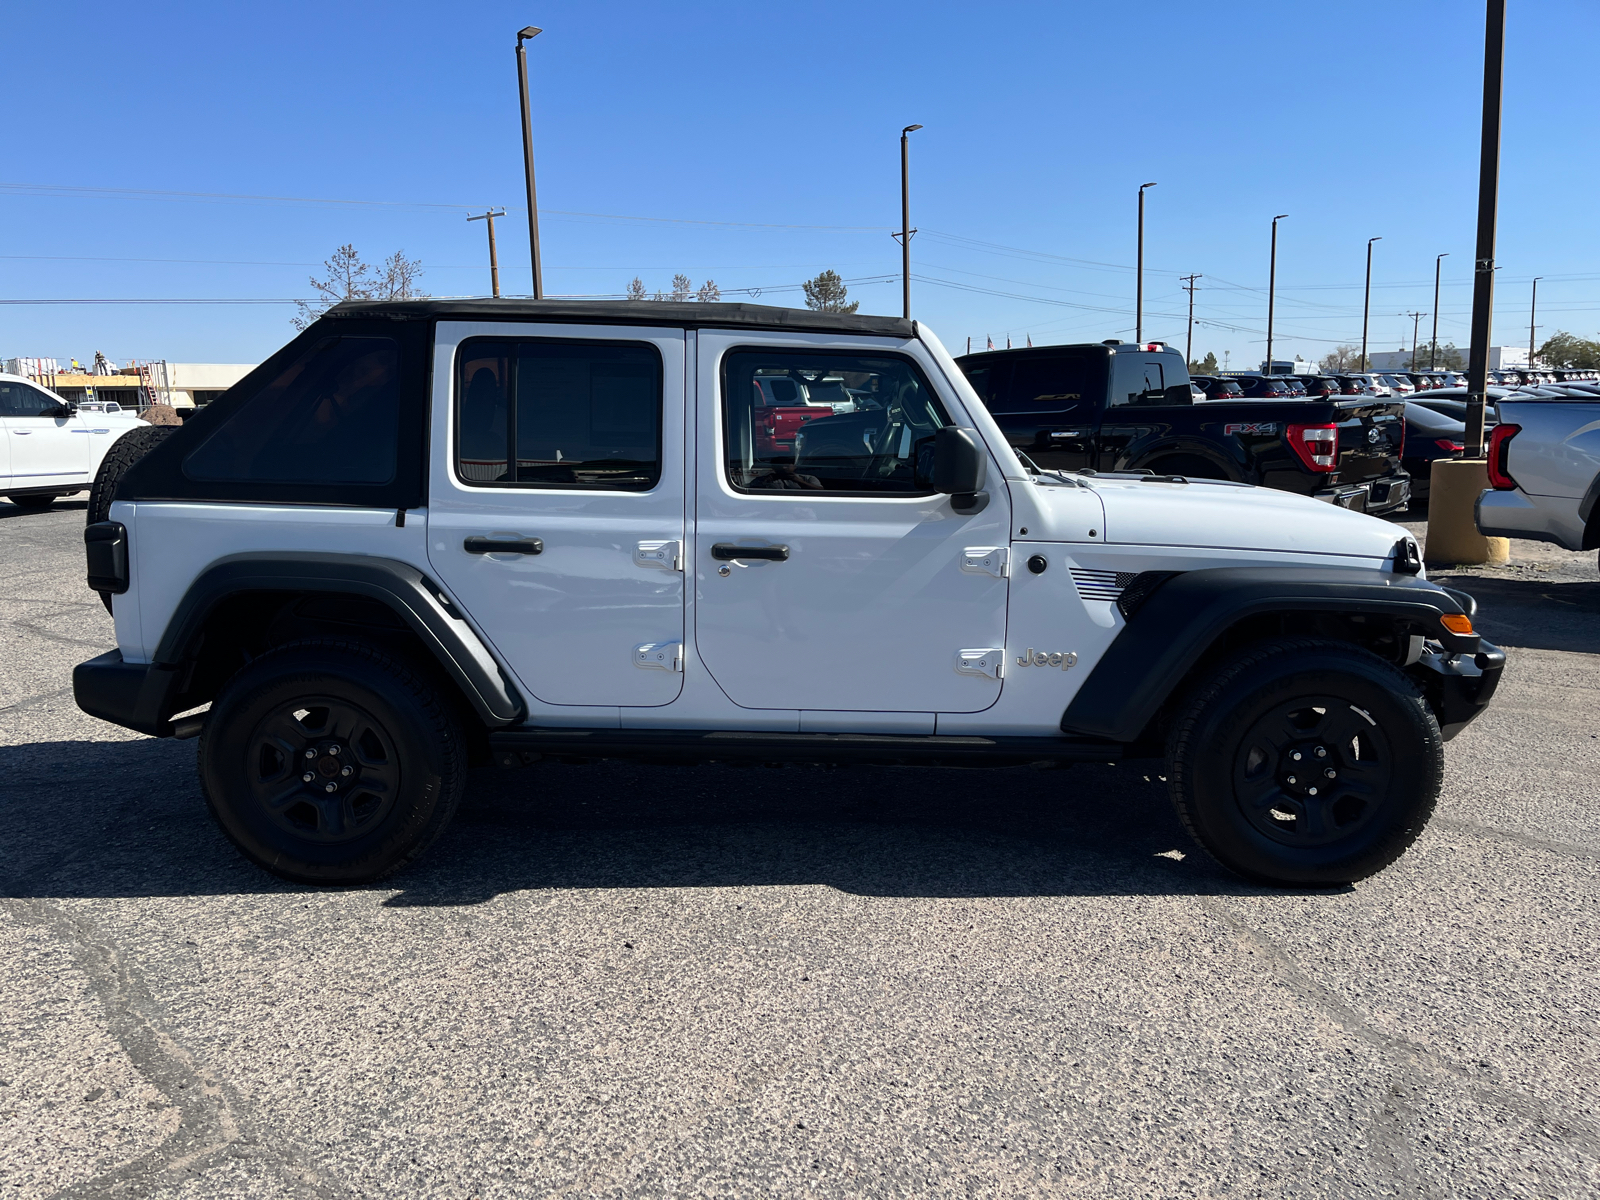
[979,351,1103,472]
[427,322,688,709]
[693,331,1010,717]
[1096,352,1191,470]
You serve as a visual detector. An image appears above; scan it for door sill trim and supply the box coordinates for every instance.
[489,726,1121,767]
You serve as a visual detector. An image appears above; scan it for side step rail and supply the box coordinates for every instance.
[488,727,1124,769]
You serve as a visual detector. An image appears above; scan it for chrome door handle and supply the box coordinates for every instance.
[711,543,789,562]
[463,536,543,555]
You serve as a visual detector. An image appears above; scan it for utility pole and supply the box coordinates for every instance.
[467,209,507,297]
[896,124,922,320]
[1136,182,1157,343]
[1464,0,1505,458]
[1266,214,1288,374]
[1362,237,1382,371]
[1529,276,1542,366]
[1407,311,1426,368]
[515,26,544,299]
[1431,253,1449,368]
[1180,274,1202,365]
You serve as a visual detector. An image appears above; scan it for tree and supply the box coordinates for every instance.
[696,279,721,303]
[671,273,694,302]
[1537,330,1600,370]
[802,269,857,314]
[1405,342,1464,371]
[1319,344,1369,372]
[626,277,647,301]
[295,244,371,330]
[371,250,427,301]
[293,244,425,330]
[1188,352,1219,375]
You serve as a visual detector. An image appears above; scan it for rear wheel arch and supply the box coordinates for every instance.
[154,556,524,737]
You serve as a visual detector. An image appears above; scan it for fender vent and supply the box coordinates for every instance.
[1069,568,1140,601]
[1115,571,1184,618]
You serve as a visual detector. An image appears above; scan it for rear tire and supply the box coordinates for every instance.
[199,640,467,885]
[1166,637,1443,886]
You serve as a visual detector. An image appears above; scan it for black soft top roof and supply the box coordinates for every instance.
[325,297,914,338]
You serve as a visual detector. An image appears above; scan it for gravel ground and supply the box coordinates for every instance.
[2,497,1596,1199]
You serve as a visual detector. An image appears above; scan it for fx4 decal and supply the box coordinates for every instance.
[1224,421,1278,436]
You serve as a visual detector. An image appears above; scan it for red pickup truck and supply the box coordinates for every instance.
[752,373,861,456]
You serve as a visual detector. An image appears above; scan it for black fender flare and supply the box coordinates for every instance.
[75,553,525,736]
[1059,565,1478,743]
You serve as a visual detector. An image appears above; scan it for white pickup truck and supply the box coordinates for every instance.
[0,372,147,507]
[72,300,1502,889]
[1476,390,1600,564]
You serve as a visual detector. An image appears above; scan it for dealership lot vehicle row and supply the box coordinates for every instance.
[2,499,1597,1198]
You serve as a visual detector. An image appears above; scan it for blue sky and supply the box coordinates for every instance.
[4,0,1598,368]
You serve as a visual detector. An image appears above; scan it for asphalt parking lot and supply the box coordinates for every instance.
[2,498,1596,1199]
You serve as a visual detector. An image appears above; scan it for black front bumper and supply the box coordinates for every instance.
[1412,638,1506,740]
[73,649,182,737]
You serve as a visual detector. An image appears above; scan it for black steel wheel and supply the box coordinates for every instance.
[1167,638,1443,886]
[200,640,467,884]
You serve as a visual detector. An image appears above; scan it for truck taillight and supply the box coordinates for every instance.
[1486,423,1521,489]
[1285,423,1339,472]
[1434,438,1464,453]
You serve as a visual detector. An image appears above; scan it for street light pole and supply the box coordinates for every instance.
[467,209,507,297]
[897,124,923,320]
[1266,214,1288,374]
[1362,236,1382,371]
[1136,182,1157,343]
[515,25,544,300]
[1465,0,1506,458]
[1431,253,1449,368]
[1180,273,1201,365]
[1529,276,1542,366]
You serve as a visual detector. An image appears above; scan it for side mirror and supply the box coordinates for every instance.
[45,400,73,418]
[932,426,988,511]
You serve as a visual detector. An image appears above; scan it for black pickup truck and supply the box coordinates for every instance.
[955,341,1411,514]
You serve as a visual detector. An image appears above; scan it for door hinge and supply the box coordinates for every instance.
[960,547,1009,578]
[954,648,1005,679]
[634,641,683,672]
[635,539,683,571]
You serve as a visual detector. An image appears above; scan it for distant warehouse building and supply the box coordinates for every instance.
[3,360,256,410]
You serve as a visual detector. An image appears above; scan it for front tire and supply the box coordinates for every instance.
[1166,638,1443,886]
[199,640,467,885]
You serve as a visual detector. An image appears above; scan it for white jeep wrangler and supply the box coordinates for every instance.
[74,300,1502,887]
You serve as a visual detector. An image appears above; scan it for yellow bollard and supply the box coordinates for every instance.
[1425,458,1510,566]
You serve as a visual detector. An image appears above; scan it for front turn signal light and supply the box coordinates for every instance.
[1440,614,1474,635]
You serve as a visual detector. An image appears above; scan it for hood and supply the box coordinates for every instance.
[1022,477,1403,563]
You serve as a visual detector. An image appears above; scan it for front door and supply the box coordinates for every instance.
[0,380,87,489]
[427,323,687,708]
[693,332,1011,715]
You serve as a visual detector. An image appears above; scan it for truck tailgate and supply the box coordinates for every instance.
[1334,399,1405,483]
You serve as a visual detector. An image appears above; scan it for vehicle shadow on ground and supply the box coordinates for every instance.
[0,498,88,520]
[0,738,1281,904]
[1434,573,1600,654]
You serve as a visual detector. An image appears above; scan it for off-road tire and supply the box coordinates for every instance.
[86,423,177,611]
[199,639,467,885]
[7,494,56,509]
[87,423,175,526]
[1166,637,1443,887]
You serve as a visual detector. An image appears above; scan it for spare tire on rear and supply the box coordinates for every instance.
[87,424,177,612]
[87,424,175,528]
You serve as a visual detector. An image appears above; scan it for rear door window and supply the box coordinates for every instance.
[456,339,662,490]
